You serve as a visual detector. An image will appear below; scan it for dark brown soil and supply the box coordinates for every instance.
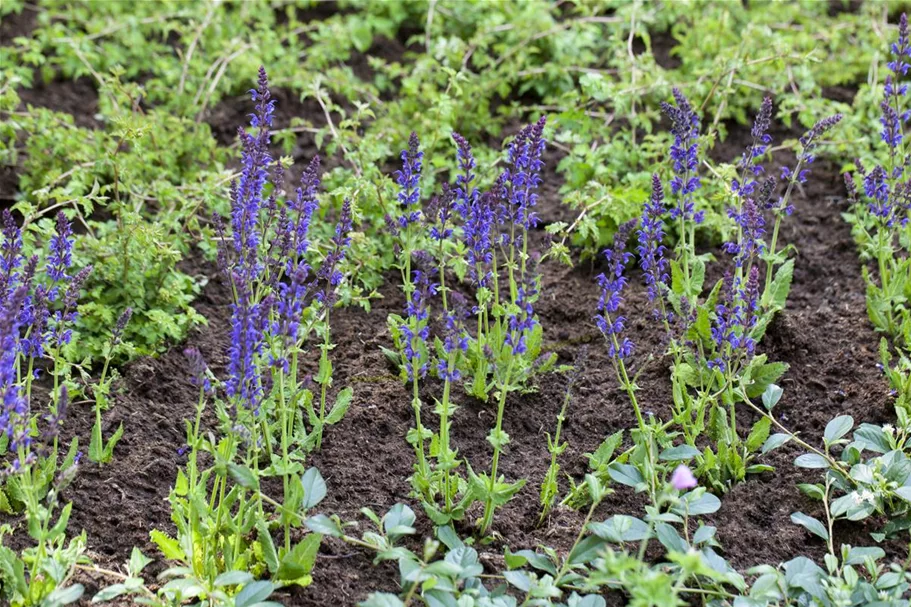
[5,5,905,606]
[0,6,37,46]
[16,77,101,130]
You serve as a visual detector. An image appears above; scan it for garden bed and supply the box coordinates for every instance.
[2,2,910,606]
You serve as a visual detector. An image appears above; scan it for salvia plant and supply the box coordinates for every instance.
[588,88,843,494]
[384,122,557,533]
[0,210,88,606]
[845,13,911,416]
[143,68,352,597]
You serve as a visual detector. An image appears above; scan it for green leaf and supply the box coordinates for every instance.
[794,453,830,469]
[746,362,789,398]
[103,423,125,462]
[150,530,185,561]
[762,433,792,454]
[855,424,890,453]
[382,503,416,539]
[503,570,532,592]
[674,491,721,515]
[608,463,643,488]
[589,515,650,543]
[845,546,885,565]
[301,467,327,509]
[92,584,127,602]
[326,387,353,425]
[567,535,605,566]
[790,512,828,540]
[235,580,274,607]
[46,584,84,605]
[127,548,152,576]
[276,534,321,583]
[797,484,826,501]
[228,463,260,490]
[359,593,405,607]
[88,420,103,463]
[503,548,557,575]
[762,384,783,410]
[257,520,279,574]
[659,444,701,461]
[655,522,688,553]
[305,514,343,538]
[893,486,911,503]
[215,571,255,587]
[824,416,854,444]
[746,417,771,453]
[764,258,794,311]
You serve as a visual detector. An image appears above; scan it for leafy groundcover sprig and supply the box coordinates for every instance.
[305,467,745,607]
[384,123,557,533]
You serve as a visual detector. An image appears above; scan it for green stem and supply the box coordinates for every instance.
[315,307,331,450]
[411,370,430,498]
[439,354,456,513]
[480,360,514,535]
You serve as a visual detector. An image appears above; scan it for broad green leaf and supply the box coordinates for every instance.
[794,453,830,469]
[824,416,854,444]
[235,580,274,607]
[301,467,327,509]
[790,512,828,540]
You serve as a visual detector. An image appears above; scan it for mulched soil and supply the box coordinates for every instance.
[3,4,904,606]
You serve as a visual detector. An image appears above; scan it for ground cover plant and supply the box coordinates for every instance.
[5,1,911,606]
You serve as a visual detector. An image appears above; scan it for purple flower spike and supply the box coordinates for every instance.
[227,274,264,414]
[463,190,495,286]
[395,132,423,229]
[184,347,212,393]
[734,97,773,198]
[229,66,276,283]
[638,174,669,308]
[47,212,74,283]
[452,132,478,217]
[499,117,547,238]
[595,221,636,360]
[1,287,31,475]
[315,200,353,308]
[661,89,703,224]
[112,307,132,346]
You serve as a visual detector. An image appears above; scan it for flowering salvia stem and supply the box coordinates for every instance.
[480,359,515,536]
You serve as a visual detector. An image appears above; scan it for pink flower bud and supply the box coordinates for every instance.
[671,464,697,491]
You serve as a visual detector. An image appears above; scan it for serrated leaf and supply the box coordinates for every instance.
[150,530,185,561]
[326,387,353,425]
[228,463,260,490]
[746,417,771,453]
[276,534,321,582]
